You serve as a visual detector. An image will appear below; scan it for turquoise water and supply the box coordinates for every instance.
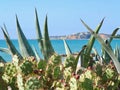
[0,39,120,62]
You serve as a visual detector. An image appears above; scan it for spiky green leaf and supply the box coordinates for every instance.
[16,15,35,57]
[63,40,72,56]
[3,24,10,37]
[85,18,104,54]
[80,18,104,67]
[32,46,41,61]
[1,27,22,59]
[35,9,44,59]
[101,40,112,63]
[82,21,120,74]
[108,28,120,44]
[0,47,11,55]
[114,45,120,62]
[0,56,6,63]
[43,15,55,60]
[75,45,87,70]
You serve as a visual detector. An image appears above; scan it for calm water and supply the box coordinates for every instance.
[0,39,120,62]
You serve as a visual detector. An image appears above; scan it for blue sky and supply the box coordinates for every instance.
[0,0,120,39]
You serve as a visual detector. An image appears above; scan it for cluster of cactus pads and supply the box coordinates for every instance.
[1,9,120,89]
[1,55,120,90]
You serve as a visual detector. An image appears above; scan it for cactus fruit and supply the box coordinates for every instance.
[25,77,41,90]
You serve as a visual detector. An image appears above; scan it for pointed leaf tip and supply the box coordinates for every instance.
[43,15,55,60]
[16,16,35,57]
[63,40,72,56]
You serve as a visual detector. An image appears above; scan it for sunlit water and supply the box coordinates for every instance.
[0,39,120,62]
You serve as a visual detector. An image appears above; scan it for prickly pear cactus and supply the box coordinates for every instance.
[69,77,78,90]
[38,60,46,70]
[64,67,73,81]
[17,73,24,90]
[25,77,41,90]
[94,63,102,76]
[2,63,17,83]
[64,55,76,70]
[80,78,93,90]
[0,63,7,90]
[105,68,115,79]
[49,54,62,65]
[20,60,33,75]
[45,63,53,78]
[53,66,62,80]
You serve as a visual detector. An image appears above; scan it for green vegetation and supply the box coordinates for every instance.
[0,9,120,89]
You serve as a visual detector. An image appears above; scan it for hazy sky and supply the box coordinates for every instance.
[0,0,120,39]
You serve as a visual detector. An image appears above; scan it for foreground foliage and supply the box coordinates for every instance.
[0,55,120,90]
[0,9,120,89]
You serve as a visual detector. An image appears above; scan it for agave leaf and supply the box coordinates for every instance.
[0,47,11,55]
[84,18,104,54]
[114,45,120,62]
[1,27,22,59]
[3,24,10,37]
[32,46,41,61]
[63,40,72,56]
[75,45,87,70]
[101,27,119,63]
[35,9,44,58]
[101,27,119,64]
[93,48,103,64]
[110,36,120,38]
[43,15,55,60]
[101,39,112,63]
[16,15,35,57]
[92,48,99,56]
[108,27,120,44]
[82,21,120,74]
[0,55,6,63]
[80,18,104,67]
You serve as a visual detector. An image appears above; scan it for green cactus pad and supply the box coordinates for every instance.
[25,77,41,90]
[20,60,33,75]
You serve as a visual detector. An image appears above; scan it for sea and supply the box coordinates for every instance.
[0,39,120,62]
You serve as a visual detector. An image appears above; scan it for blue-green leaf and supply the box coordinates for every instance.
[35,9,44,59]
[63,40,72,56]
[1,27,22,59]
[43,15,55,60]
[16,15,35,57]
[81,21,120,74]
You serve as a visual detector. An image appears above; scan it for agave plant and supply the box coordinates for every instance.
[81,19,120,74]
[80,18,104,68]
[0,9,55,62]
[101,28,120,64]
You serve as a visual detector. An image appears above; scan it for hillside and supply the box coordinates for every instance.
[50,32,110,40]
